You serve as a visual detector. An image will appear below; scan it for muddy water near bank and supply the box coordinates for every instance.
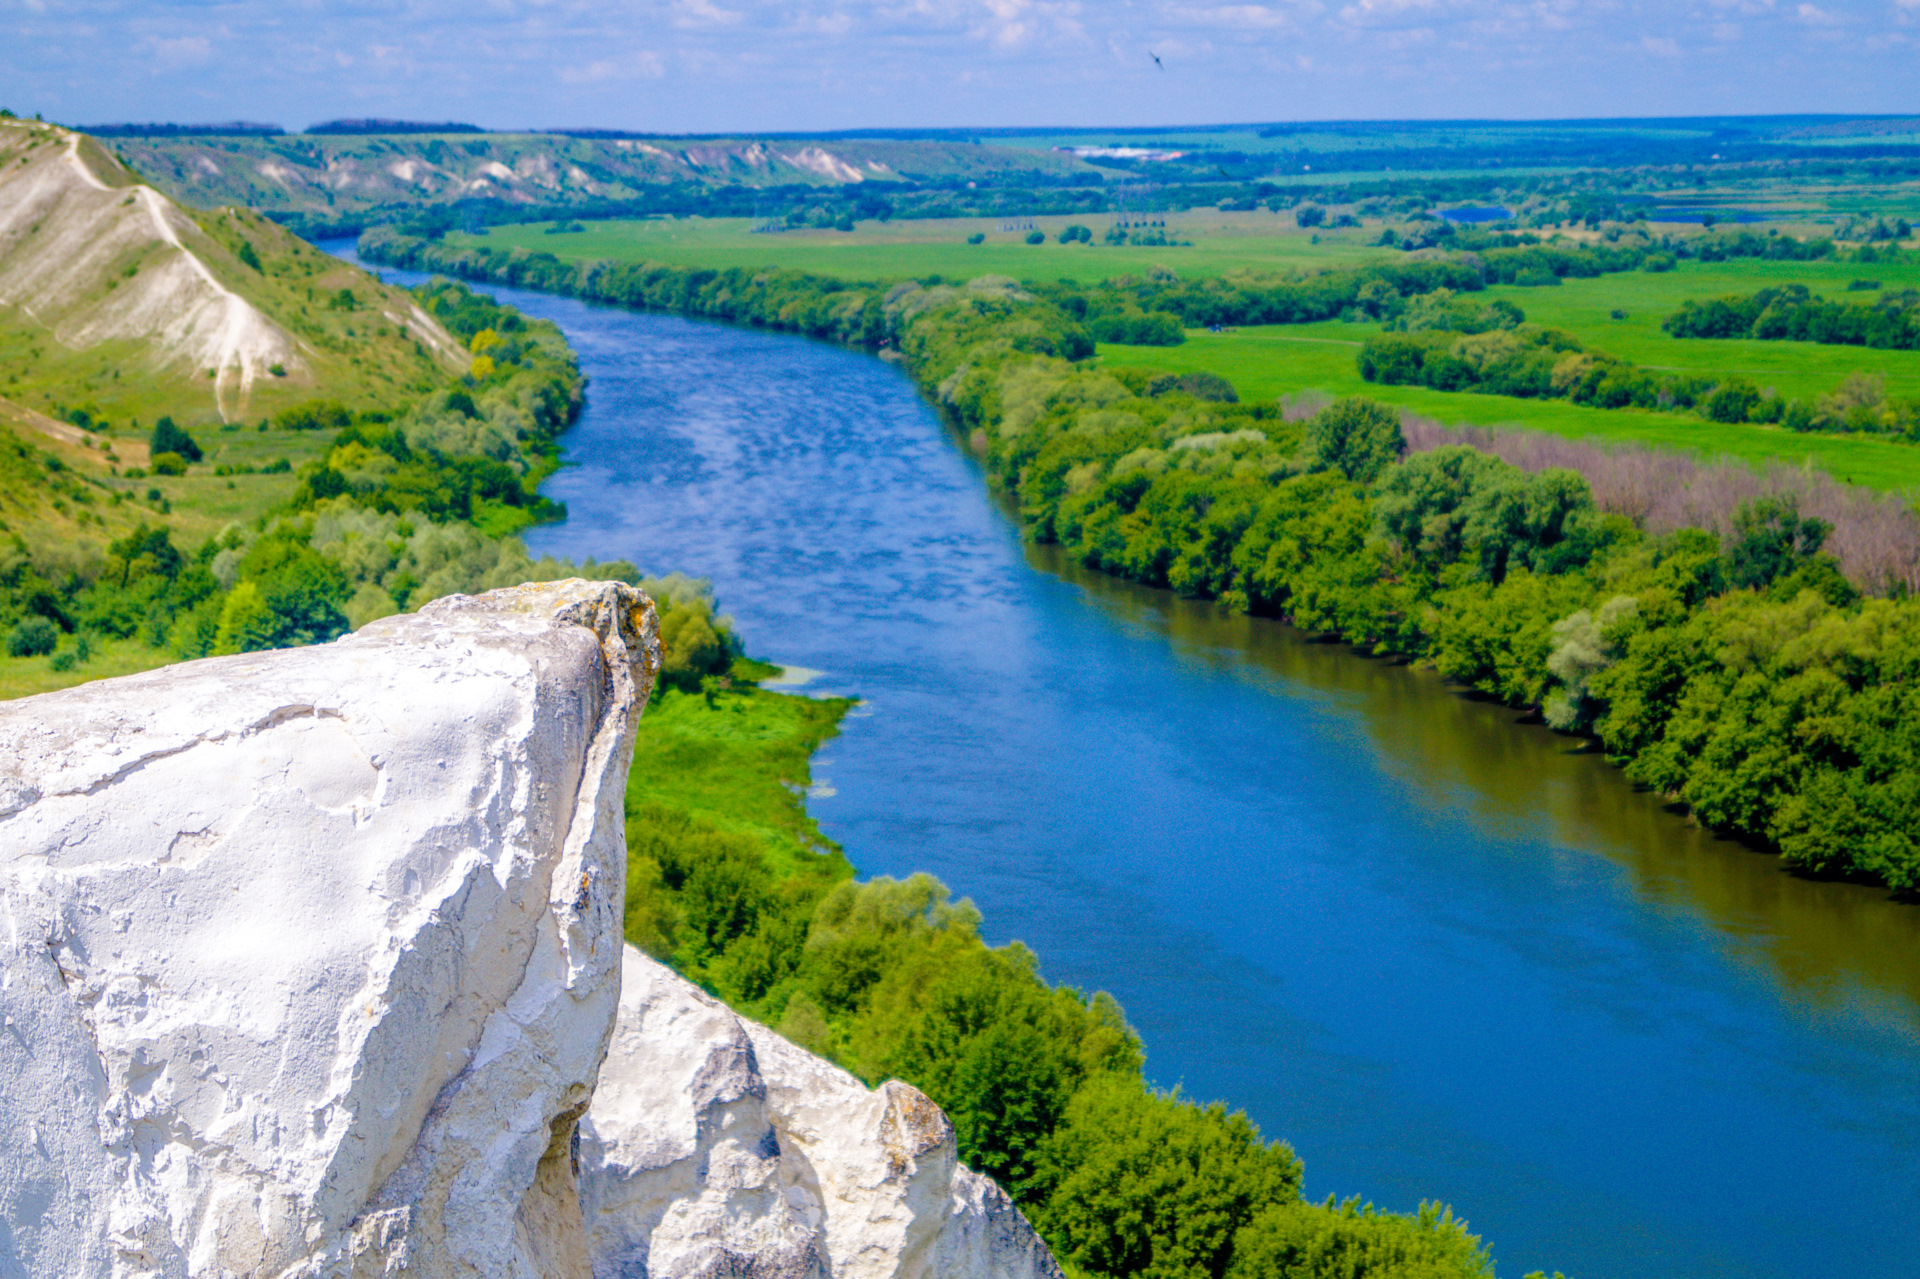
[337,245,1920,1278]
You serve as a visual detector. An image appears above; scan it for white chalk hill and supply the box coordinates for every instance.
[0,120,465,422]
[0,581,1062,1279]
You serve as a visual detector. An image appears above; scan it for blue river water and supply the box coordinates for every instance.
[338,245,1920,1279]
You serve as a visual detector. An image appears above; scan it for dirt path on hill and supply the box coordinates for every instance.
[0,395,148,466]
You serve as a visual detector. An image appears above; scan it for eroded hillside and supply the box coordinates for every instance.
[101,129,1096,230]
[0,120,467,434]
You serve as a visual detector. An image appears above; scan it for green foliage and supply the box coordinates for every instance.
[628,678,1490,1279]
[237,240,263,272]
[1092,312,1187,346]
[149,415,202,462]
[6,615,57,657]
[1229,1198,1495,1279]
[1030,1075,1304,1279]
[1306,397,1405,484]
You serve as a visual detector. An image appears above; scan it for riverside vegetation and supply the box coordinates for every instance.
[1,248,1521,1273]
[624,673,1505,1279]
[362,228,1920,893]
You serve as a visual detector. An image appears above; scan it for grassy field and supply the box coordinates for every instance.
[0,634,178,701]
[460,212,1920,490]
[1096,322,1920,491]
[442,211,1395,284]
[1478,257,1920,403]
[625,680,854,882]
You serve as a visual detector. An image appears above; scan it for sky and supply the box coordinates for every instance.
[4,0,1917,134]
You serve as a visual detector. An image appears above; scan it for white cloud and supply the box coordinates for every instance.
[145,33,213,66]
[672,0,743,27]
[560,50,665,82]
[1640,33,1680,54]
[1337,0,1438,23]
[1166,4,1303,28]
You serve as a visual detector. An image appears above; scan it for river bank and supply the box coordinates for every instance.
[334,241,1920,1279]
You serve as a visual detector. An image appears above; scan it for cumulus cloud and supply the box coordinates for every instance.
[1640,34,1682,55]
[673,0,744,27]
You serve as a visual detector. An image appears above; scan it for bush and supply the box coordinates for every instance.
[150,452,188,476]
[7,616,59,657]
[1090,312,1186,346]
[1295,204,1326,228]
[967,232,985,245]
[1026,230,1046,246]
[150,416,202,462]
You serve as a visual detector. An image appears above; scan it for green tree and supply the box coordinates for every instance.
[213,581,276,654]
[1725,495,1832,592]
[150,416,202,462]
[1305,397,1406,485]
[1030,1075,1304,1279]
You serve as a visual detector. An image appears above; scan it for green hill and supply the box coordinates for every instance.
[0,118,468,446]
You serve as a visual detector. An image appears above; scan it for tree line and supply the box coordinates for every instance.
[1665,282,1920,351]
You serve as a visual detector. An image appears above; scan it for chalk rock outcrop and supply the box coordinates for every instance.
[0,581,658,1278]
[579,946,1063,1279]
[0,579,1064,1279]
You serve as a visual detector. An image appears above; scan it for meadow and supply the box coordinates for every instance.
[447,214,1920,492]
[442,211,1396,283]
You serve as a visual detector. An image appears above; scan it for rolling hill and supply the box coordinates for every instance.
[92,129,1099,234]
[0,118,467,439]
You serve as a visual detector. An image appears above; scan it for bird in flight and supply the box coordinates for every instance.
[1150,50,1165,69]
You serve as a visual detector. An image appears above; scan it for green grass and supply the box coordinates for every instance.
[1478,257,1920,402]
[443,212,1395,284]
[1097,323,1920,491]
[0,634,178,700]
[626,677,854,880]
[454,216,1920,489]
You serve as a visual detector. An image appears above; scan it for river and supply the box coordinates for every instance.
[337,245,1920,1279]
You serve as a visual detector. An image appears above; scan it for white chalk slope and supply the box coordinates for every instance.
[0,123,308,416]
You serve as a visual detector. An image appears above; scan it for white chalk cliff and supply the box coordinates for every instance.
[0,580,1062,1279]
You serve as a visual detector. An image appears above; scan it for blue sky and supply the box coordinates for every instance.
[5,0,1917,133]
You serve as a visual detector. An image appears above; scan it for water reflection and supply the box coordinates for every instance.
[1032,543,1920,1034]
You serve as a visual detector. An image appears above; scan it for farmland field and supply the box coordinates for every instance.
[434,214,1920,490]
[438,212,1397,283]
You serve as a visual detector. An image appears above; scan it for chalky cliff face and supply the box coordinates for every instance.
[0,580,1062,1279]
[0,580,656,1277]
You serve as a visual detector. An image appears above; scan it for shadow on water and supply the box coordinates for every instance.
[1030,543,1920,1030]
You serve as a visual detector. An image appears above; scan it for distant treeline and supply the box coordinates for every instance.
[356,232,1920,894]
[306,118,487,135]
[1358,323,1920,439]
[1666,283,1920,350]
[83,121,285,138]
